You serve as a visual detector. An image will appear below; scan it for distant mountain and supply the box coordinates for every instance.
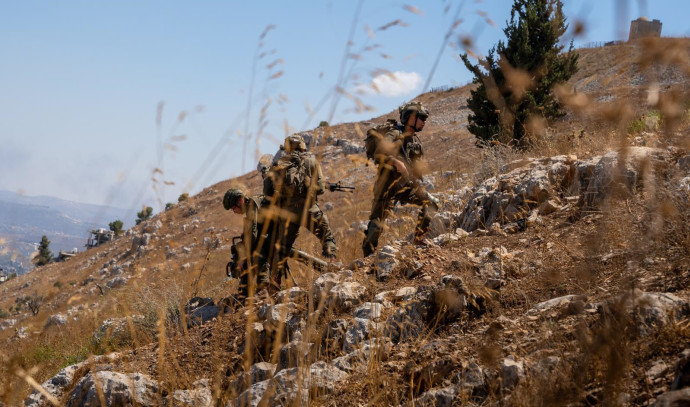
[0,191,132,275]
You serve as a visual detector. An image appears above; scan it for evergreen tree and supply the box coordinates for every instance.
[135,206,153,225]
[461,0,578,146]
[33,235,53,266]
[109,219,124,237]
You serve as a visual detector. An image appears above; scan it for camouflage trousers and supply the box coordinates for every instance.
[262,203,336,290]
[362,174,435,257]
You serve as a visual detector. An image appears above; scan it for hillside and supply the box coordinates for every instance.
[2,38,690,406]
[0,191,132,275]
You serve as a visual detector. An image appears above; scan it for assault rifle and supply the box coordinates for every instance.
[326,181,355,193]
[226,235,342,279]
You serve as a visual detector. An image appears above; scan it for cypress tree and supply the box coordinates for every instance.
[33,235,53,266]
[461,0,578,146]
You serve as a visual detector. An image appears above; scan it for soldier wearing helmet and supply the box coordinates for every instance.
[362,101,437,257]
[262,134,337,291]
[222,188,267,302]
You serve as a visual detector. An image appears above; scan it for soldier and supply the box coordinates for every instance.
[222,188,266,302]
[362,101,438,257]
[262,134,337,290]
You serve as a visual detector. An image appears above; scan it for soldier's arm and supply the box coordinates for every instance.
[263,172,275,198]
[314,158,325,195]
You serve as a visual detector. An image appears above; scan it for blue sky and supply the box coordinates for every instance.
[1,0,688,216]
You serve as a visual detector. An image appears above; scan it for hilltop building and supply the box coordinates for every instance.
[629,17,662,41]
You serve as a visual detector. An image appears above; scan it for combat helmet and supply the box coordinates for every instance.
[223,188,244,210]
[399,101,430,125]
[284,134,307,153]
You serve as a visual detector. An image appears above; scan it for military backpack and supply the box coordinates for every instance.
[270,152,313,200]
[364,119,402,162]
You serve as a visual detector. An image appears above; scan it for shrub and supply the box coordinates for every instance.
[109,219,124,237]
[136,206,153,225]
[33,235,53,266]
[165,202,175,211]
[318,121,329,127]
[177,193,189,202]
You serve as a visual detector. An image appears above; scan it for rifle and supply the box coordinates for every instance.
[326,181,355,193]
[290,248,343,273]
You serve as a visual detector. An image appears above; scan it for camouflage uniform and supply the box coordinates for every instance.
[262,135,337,289]
[362,102,437,257]
[223,190,268,301]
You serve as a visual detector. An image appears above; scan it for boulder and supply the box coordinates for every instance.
[353,302,385,322]
[276,287,308,304]
[672,349,690,390]
[343,317,383,353]
[652,388,690,407]
[374,245,400,281]
[326,282,367,312]
[24,354,121,407]
[457,149,670,232]
[66,371,159,407]
[93,315,146,343]
[458,362,486,394]
[106,276,127,289]
[277,341,315,371]
[231,362,276,395]
[385,290,433,344]
[184,297,219,327]
[501,356,525,389]
[233,362,347,407]
[171,379,213,407]
[416,386,457,407]
[45,313,68,328]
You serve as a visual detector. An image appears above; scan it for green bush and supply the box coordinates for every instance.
[165,202,175,211]
[135,206,153,225]
[318,121,329,127]
[177,193,189,202]
[109,219,124,237]
[33,235,53,266]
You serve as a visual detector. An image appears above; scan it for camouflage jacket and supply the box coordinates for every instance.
[263,151,324,210]
[375,128,425,180]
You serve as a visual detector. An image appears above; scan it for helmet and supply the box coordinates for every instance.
[223,188,244,210]
[284,134,307,153]
[399,101,430,125]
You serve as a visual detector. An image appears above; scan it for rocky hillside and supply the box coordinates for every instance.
[0,191,131,275]
[2,38,690,407]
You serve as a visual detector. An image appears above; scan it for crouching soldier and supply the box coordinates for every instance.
[223,188,267,303]
[262,134,337,291]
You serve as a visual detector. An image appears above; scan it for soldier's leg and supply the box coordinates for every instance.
[307,204,337,258]
[362,195,395,257]
[273,219,300,291]
[362,167,400,257]
[400,186,438,239]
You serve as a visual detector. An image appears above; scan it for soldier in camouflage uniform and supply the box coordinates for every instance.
[223,188,266,302]
[362,101,438,257]
[262,134,337,290]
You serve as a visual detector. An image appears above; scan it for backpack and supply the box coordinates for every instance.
[365,119,401,161]
[270,152,313,200]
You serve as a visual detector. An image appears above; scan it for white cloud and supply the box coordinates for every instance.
[356,71,423,97]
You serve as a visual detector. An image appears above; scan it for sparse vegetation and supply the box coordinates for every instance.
[32,235,53,267]
[109,219,124,237]
[165,202,175,210]
[461,0,578,146]
[178,193,189,202]
[135,206,153,225]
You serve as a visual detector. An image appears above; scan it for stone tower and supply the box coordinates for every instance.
[629,17,662,41]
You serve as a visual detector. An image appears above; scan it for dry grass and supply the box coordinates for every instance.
[2,7,690,407]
